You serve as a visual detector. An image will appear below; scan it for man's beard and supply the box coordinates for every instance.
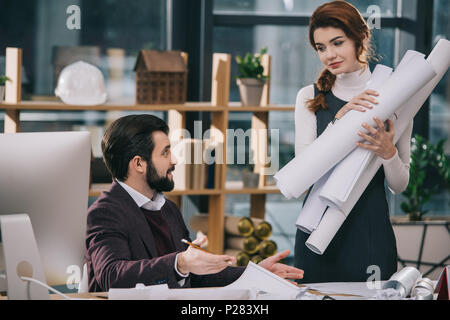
[146,161,175,192]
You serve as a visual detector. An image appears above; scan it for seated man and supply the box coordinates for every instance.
[85,114,304,292]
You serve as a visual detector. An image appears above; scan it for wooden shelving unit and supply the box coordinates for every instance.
[0,51,294,253]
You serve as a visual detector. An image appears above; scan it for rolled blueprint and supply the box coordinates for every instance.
[295,169,333,234]
[382,266,421,298]
[296,65,392,233]
[411,278,435,300]
[304,206,346,255]
[318,113,398,209]
[305,153,379,254]
[274,51,436,200]
[306,39,450,255]
[318,55,419,210]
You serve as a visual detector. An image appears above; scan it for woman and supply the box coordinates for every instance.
[294,1,413,283]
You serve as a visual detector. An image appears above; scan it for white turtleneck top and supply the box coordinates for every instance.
[294,67,413,195]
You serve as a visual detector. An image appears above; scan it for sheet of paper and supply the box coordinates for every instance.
[303,281,387,299]
[225,262,301,298]
[109,283,254,300]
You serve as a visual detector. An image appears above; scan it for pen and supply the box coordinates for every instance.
[181,239,212,254]
[181,239,234,265]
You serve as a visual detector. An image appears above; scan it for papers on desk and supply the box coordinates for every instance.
[108,284,254,300]
[225,262,305,299]
[108,262,306,300]
[304,282,382,299]
[108,264,439,300]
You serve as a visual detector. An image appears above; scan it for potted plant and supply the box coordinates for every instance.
[401,134,450,221]
[0,75,11,102]
[235,47,268,106]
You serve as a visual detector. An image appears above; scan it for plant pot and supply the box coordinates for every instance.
[408,212,422,221]
[242,170,260,188]
[0,86,4,102]
[236,78,266,106]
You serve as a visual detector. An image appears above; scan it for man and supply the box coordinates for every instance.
[86,114,304,292]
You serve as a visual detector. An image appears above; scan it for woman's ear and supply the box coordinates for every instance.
[362,34,369,48]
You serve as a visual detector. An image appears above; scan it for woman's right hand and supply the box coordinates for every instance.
[335,89,379,119]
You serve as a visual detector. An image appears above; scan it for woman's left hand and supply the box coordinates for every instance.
[356,116,397,160]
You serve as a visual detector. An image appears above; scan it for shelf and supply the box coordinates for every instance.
[89,184,280,197]
[0,100,295,113]
[2,51,291,254]
[89,184,222,197]
[0,100,227,112]
[225,186,280,194]
[227,102,294,112]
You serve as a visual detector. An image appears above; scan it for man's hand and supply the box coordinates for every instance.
[258,249,304,281]
[177,235,236,275]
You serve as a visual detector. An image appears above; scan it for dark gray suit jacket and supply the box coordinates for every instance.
[85,181,244,292]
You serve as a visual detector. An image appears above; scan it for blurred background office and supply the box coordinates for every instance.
[0,0,448,276]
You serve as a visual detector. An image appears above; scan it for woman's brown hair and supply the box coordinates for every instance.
[307,0,376,113]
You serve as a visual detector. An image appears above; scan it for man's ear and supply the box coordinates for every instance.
[129,156,146,174]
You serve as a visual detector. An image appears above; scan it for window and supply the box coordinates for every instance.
[214,0,398,16]
[428,0,449,215]
[213,0,447,264]
[0,0,166,133]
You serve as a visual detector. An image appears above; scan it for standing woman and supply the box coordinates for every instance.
[294,1,413,283]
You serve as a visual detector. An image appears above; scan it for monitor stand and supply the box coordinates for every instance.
[0,214,49,300]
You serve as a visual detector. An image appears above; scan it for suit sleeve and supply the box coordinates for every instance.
[86,205,181,291]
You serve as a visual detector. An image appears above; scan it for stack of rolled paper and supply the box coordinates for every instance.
[274,39,450,256]
[189,214,277,266]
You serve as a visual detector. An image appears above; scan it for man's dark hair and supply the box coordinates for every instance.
[101,114,169,181]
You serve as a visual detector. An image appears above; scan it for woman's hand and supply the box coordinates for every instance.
[335,89,379,119]
[356,116,397,160]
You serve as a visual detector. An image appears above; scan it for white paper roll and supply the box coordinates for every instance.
[295,169,332,234]
[306,39,450,255]
[274,51,436,199]
[305,206,346,255]
[364,64,394,90]
[383,266,421,298]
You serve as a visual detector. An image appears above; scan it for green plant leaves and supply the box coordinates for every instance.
[401,134,449,220]
[235,47,268,80]
[0,75,11,86]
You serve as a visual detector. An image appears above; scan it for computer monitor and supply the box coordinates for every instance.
[0,213,50,299]
[0,131,91,287]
